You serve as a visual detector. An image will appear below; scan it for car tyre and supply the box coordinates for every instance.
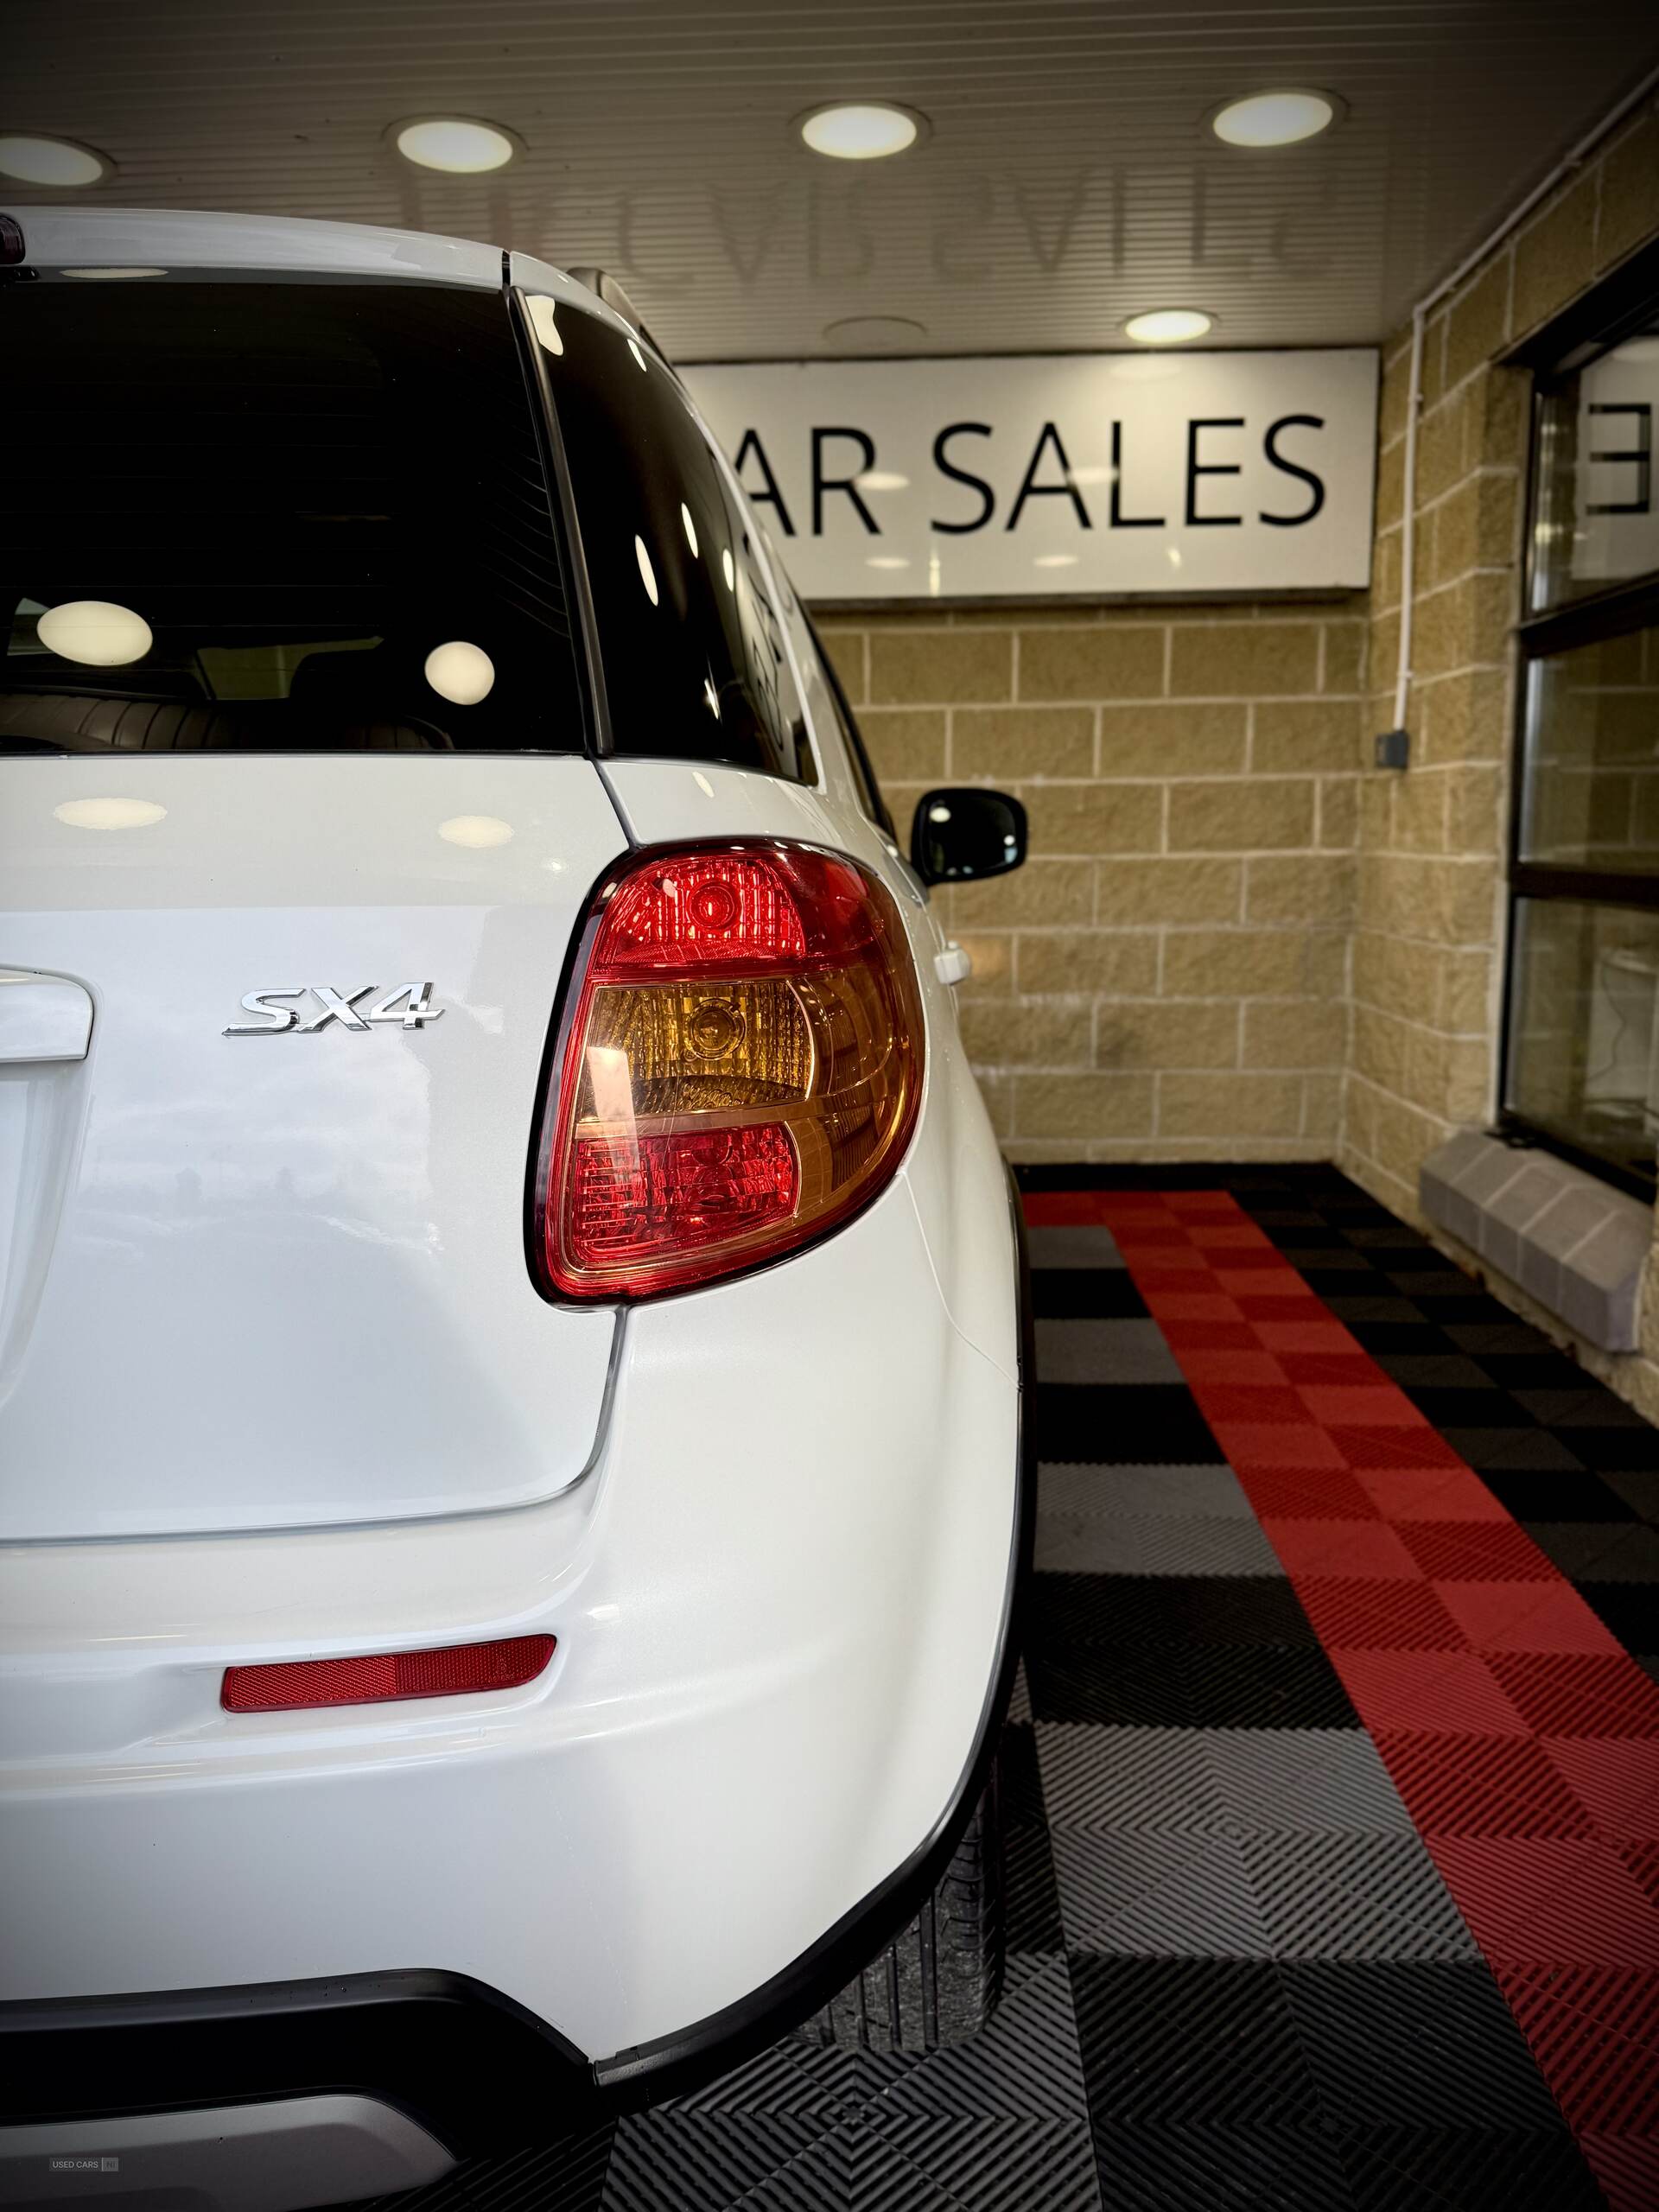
[796,1754,1006,2051]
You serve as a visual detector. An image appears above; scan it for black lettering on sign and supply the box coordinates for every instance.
[931,422,996,533]
[734,429,796,537]
[1007,422,1092,531]
[1110,420,1163,529]
[1262,414,1327,526]
[1185,418,1244,526]
[811,428,880,534]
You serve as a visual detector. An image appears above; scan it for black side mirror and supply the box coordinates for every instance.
[909,787,1028,887]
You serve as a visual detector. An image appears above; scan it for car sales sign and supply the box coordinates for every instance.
[683,350,1378,601]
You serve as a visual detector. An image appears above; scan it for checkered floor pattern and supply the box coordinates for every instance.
[365,1166,1658,2212]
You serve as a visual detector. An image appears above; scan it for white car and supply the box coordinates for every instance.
[0,209,1032,2209]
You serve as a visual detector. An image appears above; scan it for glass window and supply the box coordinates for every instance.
[1507,899,1659,1185]
[1529,319,1659,613]
[541,302,809,781]
[0,276,585,754]
[1519,620,1659,873]
[1505,285,1659,1195]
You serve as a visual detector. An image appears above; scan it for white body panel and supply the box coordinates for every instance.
[0,754,626,1536]
[0,211,1023,2145]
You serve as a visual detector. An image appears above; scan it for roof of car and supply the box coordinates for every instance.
[3,207,620,332]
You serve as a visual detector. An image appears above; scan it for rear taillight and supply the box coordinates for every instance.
[221,1635,556,1713]
[535,840,925,1300]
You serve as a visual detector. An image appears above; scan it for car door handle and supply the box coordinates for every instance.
[934,943,973,987]
[0,971,94,1062]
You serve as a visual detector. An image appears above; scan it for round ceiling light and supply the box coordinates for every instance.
[799,103,925,161]
[0,133,111,188]
[392,117,518,175]
[1211,90,1339,148]
[1122,308,1214,346]
[822,314,929,351]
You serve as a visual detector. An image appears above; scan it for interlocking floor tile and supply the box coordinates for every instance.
[1036,1461,1256,1520]
[1050,1828,1270,1957]
[1028,1571,1318,1649]
[1426,1835,1659,1967]
[1201,1728,1414,1834]
[1375,1731,1599,1841]
[1026,1225,1125,1271]
[1093,2122,1359,2212]
[1036,1383,1223,1465]
[1034,1512,1282,1576]
[1035,1318,1180,1385]
[1335,2125,1606,2211]
[1069,1955,1325,2127]
[1239,1829,1478,1961]
[1031,1268,1148,1320]
[1034,1726,1224,1836]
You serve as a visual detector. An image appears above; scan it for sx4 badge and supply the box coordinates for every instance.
[224,983,443,1035]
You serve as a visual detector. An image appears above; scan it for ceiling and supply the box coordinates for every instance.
[8,1,1659,360]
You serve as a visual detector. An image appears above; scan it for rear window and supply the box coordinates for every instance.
[542,301,810,781]
[0,276,585,755]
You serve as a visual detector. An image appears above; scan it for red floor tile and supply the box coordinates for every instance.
[1172,1349,1289,1388]
[1351,1463,1513,1522]
[1437,1580,1627,1656]
[1397,1519,1559,1584]
[1332,1648,1534,1734]
[1296,1576,1471,1651]
[1375,1730,1600,1840]
[1208,1422,1349,1471]
[1427,1835,1659,1967]
[1235,1465,1380,1520]
[1543,1738,1659,1841]
[1295,1382,1427,1427]
[1330,1425,1467,1471]
[1487,1654,1659,1740]
[1274,1351,1380,1386]
[1257,1517,1427,1580]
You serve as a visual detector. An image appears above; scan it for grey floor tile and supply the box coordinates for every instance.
[1201,1730,1416,1836]
[1037,1317,1180,1384]
[1240,1830,1478,1960]
[1038,1463,1257,1520]
[1027,1225,1125,1270]
[1052,1828,1271,1957]
[1036,1725,1228,1836]
[1035,1512,1283,1577]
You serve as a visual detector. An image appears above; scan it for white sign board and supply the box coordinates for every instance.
[1567,334,1659,591]
[683,350,1378,601]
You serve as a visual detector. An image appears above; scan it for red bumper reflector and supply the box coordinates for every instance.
[221,1634,556,1713]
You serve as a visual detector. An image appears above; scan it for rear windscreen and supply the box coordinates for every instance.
[0,276,586,755]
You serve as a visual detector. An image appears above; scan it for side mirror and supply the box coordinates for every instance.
[909,787,1028,887]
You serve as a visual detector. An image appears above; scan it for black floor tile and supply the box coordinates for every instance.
[1026,1643,1198,1728]
[1095,2122,1359,2212]
[1438,1427,1588,1473]
[1575,1581,1659,1650]
[1069,1956,1324,2129]
[1370,1352,1501,1391]
[1029,1572,1320,1650]
[1036,1383,1224,1465]
[1336,2126,1606,2212]
[1408,1388,1541,1432]
[1554,1422,1659,1471]
[1178,1644,1360,1729]
[1032,1268,1149,1320]
[1480,1468,1636,1522]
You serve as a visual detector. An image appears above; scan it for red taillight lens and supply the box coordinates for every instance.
[537,841,925,1300]
[221,1634,556,1713]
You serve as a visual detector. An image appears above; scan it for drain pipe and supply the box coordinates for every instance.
[1385,60,1659,758]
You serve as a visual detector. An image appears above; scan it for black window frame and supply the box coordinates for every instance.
[802,609,898,842]
[1500,237,1659,1201]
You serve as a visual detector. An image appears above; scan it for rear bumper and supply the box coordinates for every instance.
[0,1166,1032,2153]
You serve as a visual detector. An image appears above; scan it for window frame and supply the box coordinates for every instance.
[1499,245,1659,1199]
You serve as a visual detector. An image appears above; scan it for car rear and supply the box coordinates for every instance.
[0,213,1023,2207]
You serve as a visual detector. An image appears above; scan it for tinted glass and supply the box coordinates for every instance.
[1519,619,1659,874]
[1529,320,1659,613]
[1506,896,1659,1188]
[541,302,808,779]
[1,276,583,754]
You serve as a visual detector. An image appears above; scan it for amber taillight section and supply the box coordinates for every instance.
[537,842,925,1299]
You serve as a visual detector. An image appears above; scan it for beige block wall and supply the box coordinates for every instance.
[816,604,1365,1162]
[1340,92,1659,1222]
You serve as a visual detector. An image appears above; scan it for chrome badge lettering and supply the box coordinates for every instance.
[224,984,443,1035]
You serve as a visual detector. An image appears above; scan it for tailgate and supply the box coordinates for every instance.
[0,753,627,1540]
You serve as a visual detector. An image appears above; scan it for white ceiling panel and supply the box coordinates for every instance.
[6,1,1658,358]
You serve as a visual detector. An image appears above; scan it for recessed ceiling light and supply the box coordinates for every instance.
[799,103,925,161]
[62,265,166,281]
[1122,308,1214,346]
[0,133,110,188]
[1210,90,1340,148]
[392,117,518,175]
[855,470,910,493]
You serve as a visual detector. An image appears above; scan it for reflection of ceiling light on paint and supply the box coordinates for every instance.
[0,134,110,187]
[393,118,517,174]
[702,677,720,719]
[524,295,563,353]
[1033,553,1080,569]
[63,265,166,281]
[721,547,735,591]
[855,470,910,493]
[681,503,699,556]
[423,640,495,705]
[823,315,928,350]
[866,555,911,570]
[1211,90,1338,148]
[438,814,513,849]
[1123,308,1213,346]
[799,103,925,160]
[53,797,166,830]
[37,600,152,665]
[636,536,659,605]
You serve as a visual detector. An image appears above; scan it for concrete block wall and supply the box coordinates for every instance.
[815,604,1366,1162]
